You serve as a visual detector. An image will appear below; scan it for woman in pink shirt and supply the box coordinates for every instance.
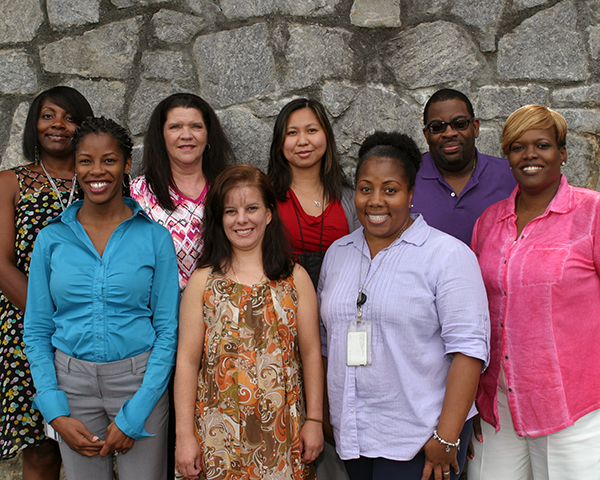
[468,105,600,480]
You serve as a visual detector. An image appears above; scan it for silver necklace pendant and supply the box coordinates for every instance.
[313,200,321,208]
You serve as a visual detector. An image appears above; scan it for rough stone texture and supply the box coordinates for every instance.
[184,0,222,19]
[475,85,549,120]
[514,0,549,8]
[385,21,487,89]
[321,81,359,117]
[0,50,38,95]
[47,0,100,30]
[406,0,451,15]
[554,108,600,134]
[152,10,207,44]
[194,23,276,108]
[219,0,341,20]
[450,0,505,30]
[0,0,44,45]
[477,124,503,159]
[350,0,401,28]
[563,133,594,188]
[498,1,589,81]
[552,85,600,108]
[2,102,30,169]
[128,80,185,136]
[588,26,600,60]
[218,107,272,171]
[65,78,127,122]
[111,0,167,8]
[285,25,354,90]
[142,51,194,80]
[39,17,143,79]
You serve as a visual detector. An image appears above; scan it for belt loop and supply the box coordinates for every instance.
[66,356,72,374]
[131,355,136,374]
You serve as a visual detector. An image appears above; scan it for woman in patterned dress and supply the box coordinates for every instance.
[130,93,235,291]
[174,164,324,480]
[0,86,93,478]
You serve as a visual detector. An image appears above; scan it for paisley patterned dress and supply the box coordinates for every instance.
[0,166,74,458]
[195,269,315,480]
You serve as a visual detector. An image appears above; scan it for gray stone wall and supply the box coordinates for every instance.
[1,0,600,190]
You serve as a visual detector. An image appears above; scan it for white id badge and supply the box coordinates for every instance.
[347,319,372,366]
[45,421,62,442]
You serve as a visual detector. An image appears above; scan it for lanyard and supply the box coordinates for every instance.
[40,160,76,212]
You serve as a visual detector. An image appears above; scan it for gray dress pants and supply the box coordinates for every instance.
[54,350,169,480]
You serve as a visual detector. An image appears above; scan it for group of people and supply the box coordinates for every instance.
[0,84,597,480]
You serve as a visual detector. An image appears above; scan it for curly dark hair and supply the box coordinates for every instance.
[198,164,294,281]
[72,116,134,197]
[23,86,93,163]
[267,98,350,202]
[356,131,422,190]
[142,93,235,212]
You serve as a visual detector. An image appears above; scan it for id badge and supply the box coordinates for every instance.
[347,319,372,366]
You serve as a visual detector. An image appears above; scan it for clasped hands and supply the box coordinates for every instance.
[50,416,134,457]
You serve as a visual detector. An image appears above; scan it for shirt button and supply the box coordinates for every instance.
[451,192,456,197]
[503,260,507,264]
[500,323,504,328]
[503,290,507,296]
[508,388,513,392]
[505,355,509,360]
[350,409,354,413]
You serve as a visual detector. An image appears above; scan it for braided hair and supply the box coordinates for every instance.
[356,131,422,190]
[72,116,134,196]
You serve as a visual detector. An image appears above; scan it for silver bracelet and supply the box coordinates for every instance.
[433,429,460,453]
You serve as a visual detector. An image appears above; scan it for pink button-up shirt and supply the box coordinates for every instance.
[472,175,600,437]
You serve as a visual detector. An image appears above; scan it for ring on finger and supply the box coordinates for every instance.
[443,472,451,476]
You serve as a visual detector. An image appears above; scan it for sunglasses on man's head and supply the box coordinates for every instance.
[425,118,476,134]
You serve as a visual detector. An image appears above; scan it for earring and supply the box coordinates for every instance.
[561,161,566,166]
[122,173,132,189]
[410,204,414,208]
[205,144,211,151]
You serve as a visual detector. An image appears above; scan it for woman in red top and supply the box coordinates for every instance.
[268,99,359,289]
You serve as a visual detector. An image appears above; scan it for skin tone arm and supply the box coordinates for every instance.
[0,170,28,312]
[174,268,209,480]
[294,264,325,463]
[421,353,483,480]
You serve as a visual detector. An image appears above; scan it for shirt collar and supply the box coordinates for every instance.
[496,174,571,222]
[336,213,430,250]
[51,197,151,225]
[421,149,487,182]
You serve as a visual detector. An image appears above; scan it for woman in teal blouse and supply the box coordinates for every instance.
[24,117,179,480]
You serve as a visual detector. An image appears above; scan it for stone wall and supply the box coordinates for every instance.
[1,0,600,190]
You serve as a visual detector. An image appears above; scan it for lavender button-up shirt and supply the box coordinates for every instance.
[412,150,517,245]
[319,215,490,461]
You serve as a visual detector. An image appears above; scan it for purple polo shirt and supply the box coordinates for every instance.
[411,150,517,245]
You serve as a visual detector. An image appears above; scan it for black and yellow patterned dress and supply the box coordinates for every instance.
[0,165,75,458]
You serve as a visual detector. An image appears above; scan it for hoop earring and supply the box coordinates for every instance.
[122,173,132,188]
[205,144,211,151]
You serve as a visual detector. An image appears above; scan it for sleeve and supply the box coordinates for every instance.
[114,226,179,439]
[340,187,361,233]
[592,196,600,277]
[23,232,71,423]
[435,241,490,369]
[317,246,333,357]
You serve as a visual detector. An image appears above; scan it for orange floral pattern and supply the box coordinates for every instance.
[195,269,315,480]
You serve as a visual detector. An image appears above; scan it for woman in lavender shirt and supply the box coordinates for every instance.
[318,131,489,480]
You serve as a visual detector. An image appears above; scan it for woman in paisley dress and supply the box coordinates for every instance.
[0,86,93,478]
[174,164,324,480]
[130,93,235,291]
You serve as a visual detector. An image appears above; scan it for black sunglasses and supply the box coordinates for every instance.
[425,118,476,134]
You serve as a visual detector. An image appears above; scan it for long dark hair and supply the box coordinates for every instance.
[142,93,235,211]
[23,86,93,163]
[198,164,294,280]
[267,98,350,203]
[72,117,134,197]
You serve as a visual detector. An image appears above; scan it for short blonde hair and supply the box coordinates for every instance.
[501,105,567,156]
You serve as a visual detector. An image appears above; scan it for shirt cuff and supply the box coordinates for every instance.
[32,389,70,424]
[114,387,158,439]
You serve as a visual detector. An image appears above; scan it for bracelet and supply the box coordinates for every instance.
[305,417,324,424]
[433,430,460,453]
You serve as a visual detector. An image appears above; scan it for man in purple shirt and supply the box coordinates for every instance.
[411,89,517,244]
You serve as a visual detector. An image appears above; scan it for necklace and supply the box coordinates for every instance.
[356,219,413,316]
[293,186,323,208]
[40,159,76,212]
[230,264,265,286]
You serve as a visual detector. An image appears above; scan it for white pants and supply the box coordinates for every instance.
[468,388,600,480]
